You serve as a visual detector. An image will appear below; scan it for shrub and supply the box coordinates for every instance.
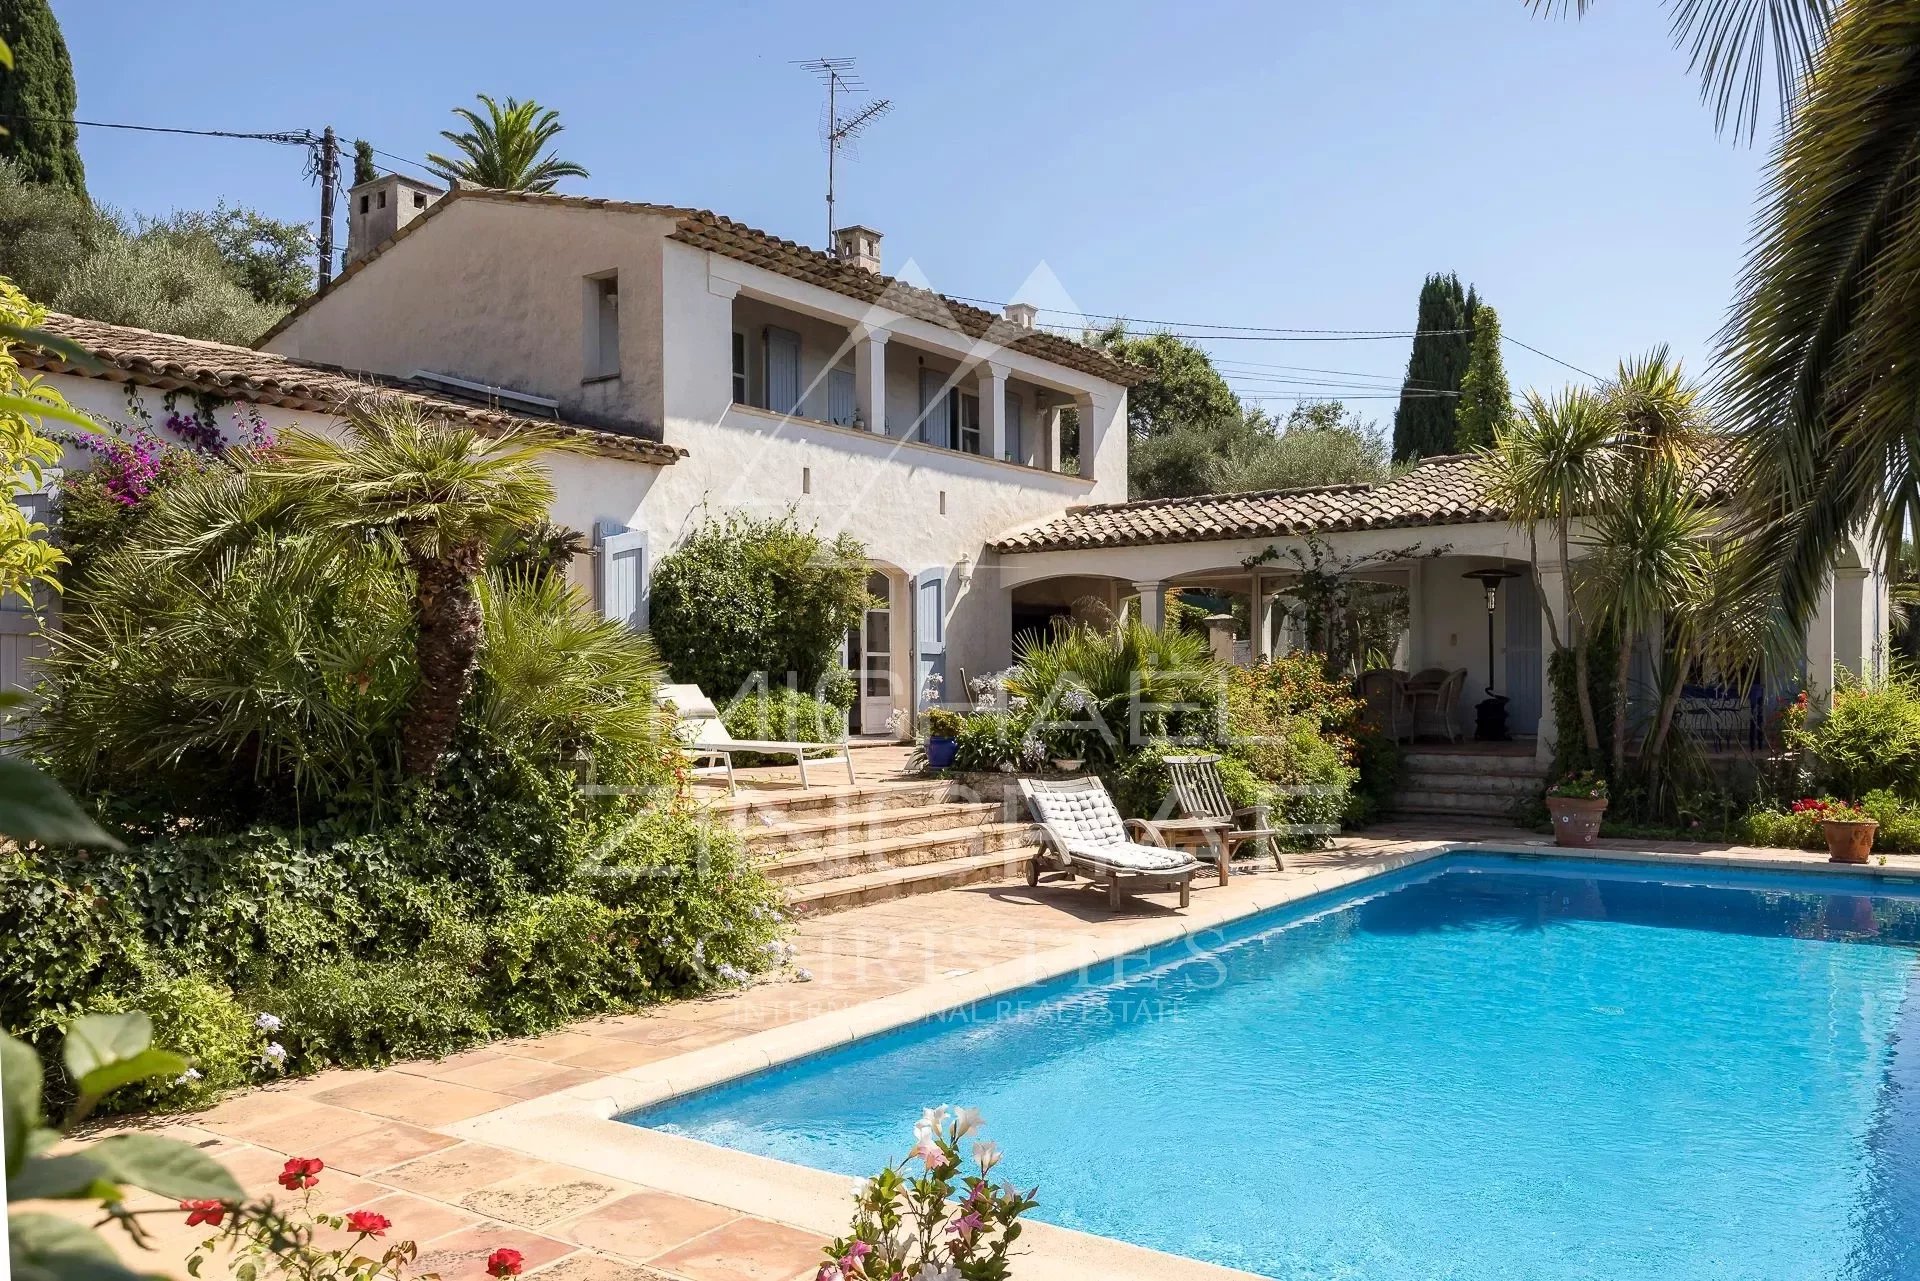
[1740,790,1920,854]
[1790,673,1920,801]
[86,975,261,1110]
[1006,620,1223,770]
[649,510,870,699]
[487,892,619,1035]
[951,710,1045,773]
[722,686,844,743]
[0,846,148,1044]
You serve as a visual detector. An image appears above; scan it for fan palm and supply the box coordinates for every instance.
[424,94,590,193]
[1530,2,1920,640]
[254,400,571,777]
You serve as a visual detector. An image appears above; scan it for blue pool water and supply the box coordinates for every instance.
[630,855,1920,1279]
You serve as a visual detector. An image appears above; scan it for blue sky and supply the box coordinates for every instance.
[61,1,1766,422]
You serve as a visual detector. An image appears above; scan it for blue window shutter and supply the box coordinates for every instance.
[919,369,949,446]
[1005,390,1024,463]
[595,522,650,631]
[912,567,946,710]
[765,326,802,415]
[828,368,855,426]
[1503,572,1542,734]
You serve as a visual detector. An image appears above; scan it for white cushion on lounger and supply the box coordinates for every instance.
[1063,840,1192,873]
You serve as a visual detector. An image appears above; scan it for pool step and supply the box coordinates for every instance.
[745,801,1006,854]
[784,846,1036,915]
[762,821,1039,888]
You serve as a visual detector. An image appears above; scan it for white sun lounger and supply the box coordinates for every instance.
[1017,775,1201,910]
[657,684,856,794]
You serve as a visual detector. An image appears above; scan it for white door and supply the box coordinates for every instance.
[860,571,893,733]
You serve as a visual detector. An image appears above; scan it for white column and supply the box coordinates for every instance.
[980,362,1009,460]
[1405,560,1426,672]
[1044,406,1062,472]
[1133,580,1166,633]
[1075,389,1122,486]
[1534,565,1569,765]
[1808,574,1838,708]
[1250,571,1271,660]
[853,326,889,434]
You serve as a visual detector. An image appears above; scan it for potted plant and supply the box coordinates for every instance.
[1545,770,1609,848]
[922,708,965,770]
[1799,796,1878,864]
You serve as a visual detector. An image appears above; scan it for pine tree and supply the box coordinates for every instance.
[1391,272,1475,461]
[1454,303,1514,449]
[352,139,378,187]
[0,0,85,195]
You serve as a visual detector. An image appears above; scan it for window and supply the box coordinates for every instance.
[764,326,801,415]
[827,367,855,426]
[1005,390,1024,463]
[359,194,369,214]
[412,191,427,209]
[584,272,619,380]
[732,332,749,404]
[377,190,387,209]
[957,392,981,455]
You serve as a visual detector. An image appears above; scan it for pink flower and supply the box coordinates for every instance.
[947,1211,983,1241]
[912,1136,947,1168]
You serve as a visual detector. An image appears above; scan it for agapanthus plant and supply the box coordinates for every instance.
[819,1106,1037,1281]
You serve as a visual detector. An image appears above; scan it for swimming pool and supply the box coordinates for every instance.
[629,854,1920,1279]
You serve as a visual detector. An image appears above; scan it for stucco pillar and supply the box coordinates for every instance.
[1133,580,1167,633]
[1075,389,1122,485]
[1405,560,1426,673]
[853,327,889,434]
[1044,405,1062,472]
[1534,565,1570,764]
[980,362,1009,460]
[1808,574,1838,707]
[1250,571,1271,660]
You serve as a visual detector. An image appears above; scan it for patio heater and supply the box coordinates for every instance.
[1461,567,1523,741]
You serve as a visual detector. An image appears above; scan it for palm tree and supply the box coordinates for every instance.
[1530,2,1917,640]
[255,400,569,776]
[424,94,590,193]
[1476,385,1614,756]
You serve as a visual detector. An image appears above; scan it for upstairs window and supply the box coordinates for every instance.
[584,272,619,380]
[732,332,749,404]
[957,392,981,455]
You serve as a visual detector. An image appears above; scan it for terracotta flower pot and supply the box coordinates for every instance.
[1820,818,1877,864]
[1546,796,1608,848]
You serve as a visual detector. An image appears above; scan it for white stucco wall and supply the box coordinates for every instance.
[264,194,1136,729]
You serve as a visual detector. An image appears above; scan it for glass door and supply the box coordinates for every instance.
[860,571,893,734]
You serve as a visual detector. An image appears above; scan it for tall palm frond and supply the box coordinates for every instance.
[1527,0,1833,140]
[424,94,590,193]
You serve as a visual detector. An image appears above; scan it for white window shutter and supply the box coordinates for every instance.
[595,522,650,631]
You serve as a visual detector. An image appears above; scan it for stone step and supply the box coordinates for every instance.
[1403,752,1547,777]
[760,822,1039,887]
[784,848,1034,916]
[1392,788,1532,818]
[709,779,959,829]
[1396,771,1544,798]
[745,801,1006,854]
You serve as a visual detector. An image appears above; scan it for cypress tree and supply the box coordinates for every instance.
[0,0,85,195]
[353,139,377,186]
[1391,272,1475,461]
[1454,303,1514,449]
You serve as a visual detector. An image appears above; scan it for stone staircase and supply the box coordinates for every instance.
[711,779,1037,915]
[1392,746,1548,819]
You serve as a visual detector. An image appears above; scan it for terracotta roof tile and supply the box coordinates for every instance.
[256,188,1147,389]
[993,456,1510,552]
[21,313,684,465]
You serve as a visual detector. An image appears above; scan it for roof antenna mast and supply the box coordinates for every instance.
[795,57,891,253]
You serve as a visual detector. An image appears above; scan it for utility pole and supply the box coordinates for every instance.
[795,59,890,252]
[315,126,339,288]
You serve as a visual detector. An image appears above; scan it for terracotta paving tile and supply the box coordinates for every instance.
[612,1022,741,1052]
[498,1066,611,1100]
[410,1052,595,1095]
[646,1217,825,1281]
[412,1223,575,1279]
[560,1190,738,1260]
[460,1169,629,1228]
[307,1121,459,1175]
[349,1191,485,1244]
[385,1143,535,1199]
[305,1172,396,1214]
[194,1098,388,1152]
[552,1039,682,1073]
[313,1073,516,1126]
[597,1019,712,1047]
[528,1250,665,1281]
[499,1031,609,1062]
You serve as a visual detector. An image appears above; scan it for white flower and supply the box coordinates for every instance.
[253,1012,283,1033]
[794,967,813,982]
[915,1104,950,1139]
[262,1042,287,1063]
[952,1106,984,1138]
[971,1138,1002,1171]
[175,1068,203,1085]
[913,1264,960,1281]
[715,963,748,984]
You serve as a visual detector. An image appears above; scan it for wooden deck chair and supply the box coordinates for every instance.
[1155,754,1287,872]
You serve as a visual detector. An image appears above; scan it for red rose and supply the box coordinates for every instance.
[486,1247,525,1277]
[180,1199,227,1228]
[345,1210,391,1237]
[277,1156,325,1190]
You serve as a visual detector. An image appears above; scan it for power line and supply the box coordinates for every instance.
[0,113,316,146]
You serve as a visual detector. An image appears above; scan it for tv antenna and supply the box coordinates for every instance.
[796,57,891,252]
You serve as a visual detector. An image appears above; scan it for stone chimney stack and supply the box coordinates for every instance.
[831,225,883,273]
[1003,302,1038,331]
[348,174,445,265]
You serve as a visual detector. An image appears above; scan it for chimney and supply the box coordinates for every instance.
[1003,302,1038,331]
[831,225,883,273]
[347,173,446,265]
